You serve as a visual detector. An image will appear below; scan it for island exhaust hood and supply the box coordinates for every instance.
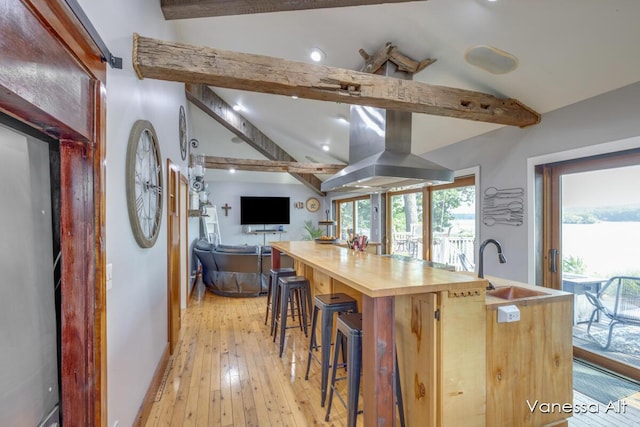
[321,63,453,193]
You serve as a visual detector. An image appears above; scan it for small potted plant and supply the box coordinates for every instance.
[303,220,324,240]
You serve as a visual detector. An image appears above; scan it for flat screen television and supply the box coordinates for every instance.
[240,196,290,225]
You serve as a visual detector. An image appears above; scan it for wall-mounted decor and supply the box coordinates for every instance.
[126,120,163,247]
[179,105,187,160]
[482,186,524,226]
[306,197,320,212]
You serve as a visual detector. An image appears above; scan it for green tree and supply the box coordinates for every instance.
[431,186,474,233]
[356,198,371,235]
[562,255,586,274]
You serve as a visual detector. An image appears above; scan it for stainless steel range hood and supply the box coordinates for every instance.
[321,63,453,193]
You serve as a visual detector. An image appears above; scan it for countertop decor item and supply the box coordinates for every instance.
[126,119,163,248]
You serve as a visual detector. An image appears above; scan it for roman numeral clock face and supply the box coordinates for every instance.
[126,120,163,248]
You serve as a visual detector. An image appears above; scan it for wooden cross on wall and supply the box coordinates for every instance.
[221,203,231,216]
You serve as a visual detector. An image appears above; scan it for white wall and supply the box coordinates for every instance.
[424,82,640,283]
[206,181,326,245]
[76,1,188,426]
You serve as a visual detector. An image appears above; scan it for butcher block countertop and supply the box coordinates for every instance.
[270,241,488,297]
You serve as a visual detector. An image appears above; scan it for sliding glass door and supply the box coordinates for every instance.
[539,149,640,380]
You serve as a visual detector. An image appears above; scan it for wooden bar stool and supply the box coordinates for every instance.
[273,276,312,357]
[304,293,358,407]
[265,267,296,336]
[325,313,406,427]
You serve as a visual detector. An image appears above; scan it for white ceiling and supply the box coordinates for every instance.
[172,0,640,185]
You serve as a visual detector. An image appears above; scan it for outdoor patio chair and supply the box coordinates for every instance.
[585,276,640,349]
[458,253,475,272]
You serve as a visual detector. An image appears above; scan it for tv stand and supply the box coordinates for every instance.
[245,226,286,245]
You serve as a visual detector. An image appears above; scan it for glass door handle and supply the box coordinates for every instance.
[549,248,558,273]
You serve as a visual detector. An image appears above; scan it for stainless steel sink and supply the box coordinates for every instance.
[487,286,548,300]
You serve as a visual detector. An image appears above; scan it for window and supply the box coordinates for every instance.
[388,190,423,257]
[336,196,371,240]
[387,176,476,270]
[428,176,476,270]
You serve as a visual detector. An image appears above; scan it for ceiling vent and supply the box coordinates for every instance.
[464,45,518,74]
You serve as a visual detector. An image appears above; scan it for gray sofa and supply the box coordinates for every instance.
[193,241,292,297]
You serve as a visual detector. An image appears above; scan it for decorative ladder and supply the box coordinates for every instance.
[201,205,221,245]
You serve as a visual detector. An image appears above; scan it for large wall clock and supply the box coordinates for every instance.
[179,105,187,160]
[126,120,163,248]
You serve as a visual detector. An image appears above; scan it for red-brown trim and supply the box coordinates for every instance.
[362,295,396,426]
[23,0,106,82]
[59,139,97,426]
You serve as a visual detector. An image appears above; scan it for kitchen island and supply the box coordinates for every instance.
[270,241,489,426]
[270,241,573,427]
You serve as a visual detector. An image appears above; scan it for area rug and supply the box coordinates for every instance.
[573,359,640,404]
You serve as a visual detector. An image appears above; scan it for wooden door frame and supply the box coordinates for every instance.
[1,0,107,425]
[180,173,190,306]
[166,159,181,354]
[539,148,640,380]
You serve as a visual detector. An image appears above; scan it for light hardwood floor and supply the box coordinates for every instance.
[146,282,640,427]
[146,283,360,427]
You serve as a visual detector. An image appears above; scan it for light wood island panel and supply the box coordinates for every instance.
[271,241,489,426]
[484,276,573,427]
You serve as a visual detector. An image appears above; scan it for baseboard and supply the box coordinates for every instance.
[189,270,200,301]
[133,344,171,427]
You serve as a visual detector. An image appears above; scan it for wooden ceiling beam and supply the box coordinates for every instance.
[161,0,429,20]
[202,156,345,174]
[185,83,327,195]
[134,34,541,127]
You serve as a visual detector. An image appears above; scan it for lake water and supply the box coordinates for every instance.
[563,221,640,277]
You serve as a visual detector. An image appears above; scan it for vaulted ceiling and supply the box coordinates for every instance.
[162,0,640,186]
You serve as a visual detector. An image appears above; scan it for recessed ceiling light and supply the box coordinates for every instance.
[229,168,236,174]
[232,104,243,112]
[322,144,330,152]
[310,48,325,62]
[291,95,298,100]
